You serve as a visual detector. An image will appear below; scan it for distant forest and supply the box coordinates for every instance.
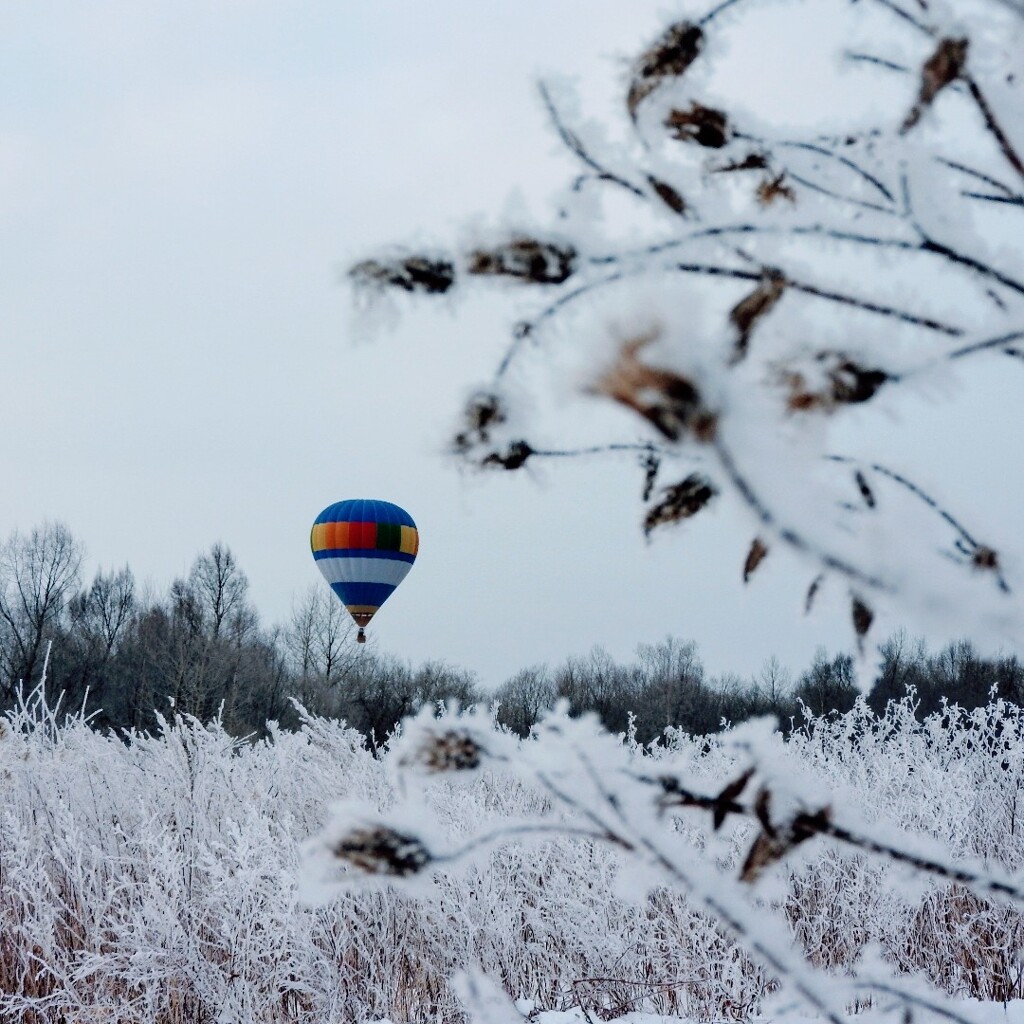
[2,522,1022,743]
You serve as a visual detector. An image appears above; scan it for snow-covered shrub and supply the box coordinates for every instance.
[302,696,1024,1023]
[2,686,1023,1022]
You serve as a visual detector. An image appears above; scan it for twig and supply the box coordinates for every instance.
[938,157,1021,199]
[712,437,894,593]
[844,51,912,74]
[963,75,1024,183]
[740,133,897,204]
[828,456,1012,594]
[946,328,1024,361]
[671,262,964,335]
[538,82,646,200]
[600,223,1024,300]
[641,771,1024,909]
[867,0,936,36]
[496,271,626,378]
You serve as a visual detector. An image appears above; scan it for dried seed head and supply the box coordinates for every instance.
[972,546,1000,571]
[665,103,729,148]
[590,332,712,442]
[757,174,796,206]
[400,729,485,773]
[331,825,432,877]
[350,255,456,295]
[830,360,889,405]
[467,238,576,285]
[628,22,704,118]
[784,354,891,412]
[453,392,506,454]
[644,474,717,535]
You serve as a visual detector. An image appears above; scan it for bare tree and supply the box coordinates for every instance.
[71,566,136,660]
[352,0,1024,660]
[793,649,857,718]
[753,655,791,718]
[493,664,557,736]
[189,543,249,641]
[59,565,137,711]
[285,584,359,688]
[635,636,707,735]
[554,646,640,735]
[0,522,83,696]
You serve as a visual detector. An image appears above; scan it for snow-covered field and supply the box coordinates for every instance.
[0,690,1021,1023]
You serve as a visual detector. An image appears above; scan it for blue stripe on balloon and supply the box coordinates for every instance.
[313,548,415,563]
[331,581,396,607]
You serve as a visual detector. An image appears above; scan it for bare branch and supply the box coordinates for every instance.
[962,74,1024,183]
[538,82,647,200]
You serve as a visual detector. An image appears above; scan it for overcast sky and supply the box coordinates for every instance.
[3,1,1021,690]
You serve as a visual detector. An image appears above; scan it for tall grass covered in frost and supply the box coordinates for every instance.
[0,689,1021,1022]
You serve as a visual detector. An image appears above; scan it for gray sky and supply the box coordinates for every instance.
[4,2,1020,690]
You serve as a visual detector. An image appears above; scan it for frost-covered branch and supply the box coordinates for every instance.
[352,0,1024,657]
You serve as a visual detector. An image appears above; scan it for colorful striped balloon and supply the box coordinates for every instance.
[310,499,418,643]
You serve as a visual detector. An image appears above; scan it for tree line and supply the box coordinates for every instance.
[494,634,1024,742]
[1,521,1021,742]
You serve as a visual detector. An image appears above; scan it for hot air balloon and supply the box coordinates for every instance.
[310,499,418,643]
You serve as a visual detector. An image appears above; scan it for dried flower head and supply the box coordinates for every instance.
[350,255,456,295]
[453,392,507,454]
[467,238,576,285]
[665,102,729,148]
[590,331,715,442]
[331,825,432,877]
[785,354,890,412]
[399,728,485,773]
[972,546,1000,571]
[829,360,890,405]
[628,21,704,118]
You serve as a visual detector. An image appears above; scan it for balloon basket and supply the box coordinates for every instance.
[357,628,366,644]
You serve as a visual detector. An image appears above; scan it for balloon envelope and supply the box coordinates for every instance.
[310,499,418,631]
